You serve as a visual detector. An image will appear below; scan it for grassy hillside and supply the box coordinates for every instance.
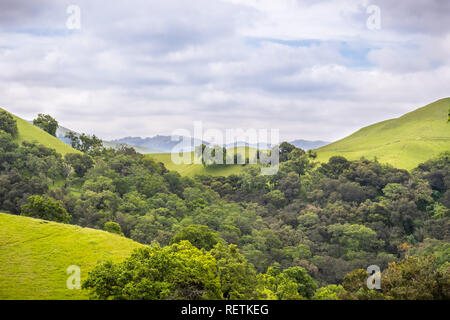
[56,125,161,154]
[315,98,450,170]
[150,152,247,177]
[1,108,78,156]
[0,213,143,300]
[148,146,260,177]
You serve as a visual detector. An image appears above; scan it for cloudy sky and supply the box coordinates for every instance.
[0,0,449,142]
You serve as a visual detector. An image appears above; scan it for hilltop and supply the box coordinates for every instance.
[55,125,161,154]
[0,213,143,299]
[1,108,78,156]
[148,146,260,177]
[315,98,450,170]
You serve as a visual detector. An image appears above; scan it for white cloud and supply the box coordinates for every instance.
[0,0,449,142]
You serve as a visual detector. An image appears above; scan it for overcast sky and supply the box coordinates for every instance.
[0,0,449,142]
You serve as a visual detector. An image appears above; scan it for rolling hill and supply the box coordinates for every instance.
[112,135,207,153]
[0,212,143,300]
[148,146,260,177]
[1,108,78,156]
[315,98,450,170]
[55,125,162,154]
[113,135,327,154]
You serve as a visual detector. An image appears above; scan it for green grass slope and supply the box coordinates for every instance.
[315,98,450,170]
[0,213,143,300]
[148,146,260,177]
[1,108,79,156]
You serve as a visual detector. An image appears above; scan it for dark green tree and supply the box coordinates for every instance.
[282,266,318,299]
[65,132,103,153]
[79,133,103,153]
[64,153,94,177]
[21,195,71,223]
[171,225,220,250]
[104,221,124,236]
[258,265,304,300]
[210,243,259,299]
[33,113,58,136]
[0,110,18,137]
[83,241,222,300]
[278,142,297,163]
[382,255,450,300]
[64,131,80,149]
[319,156,350,179]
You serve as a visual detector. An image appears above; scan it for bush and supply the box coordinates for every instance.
[21,195,71,223]
[33,114,58,136]
[382,255,450,300]
[170,225,220,250]
[65,153,94,177]
[104,221,124,236]
[83,241,222,300]
[0,110,18,137]
[313,285,347,300]
[282,266,318,299]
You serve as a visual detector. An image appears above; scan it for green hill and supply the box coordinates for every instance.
[1,108,79,156]
[0,213,143,300]
[315,98,450,170]
[148,146,260,177]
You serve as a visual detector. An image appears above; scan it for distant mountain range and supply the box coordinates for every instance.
[29,121,329,154]
[15,97,450,170]
[111,136,329,153]
[290,139,330,150]
[111,136,209,153]
[55,126,162,154]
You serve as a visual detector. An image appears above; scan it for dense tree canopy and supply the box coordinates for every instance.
[65,132,103,153]
[0,114,448,300]
[83,241,222,300]
[171,224,220,250]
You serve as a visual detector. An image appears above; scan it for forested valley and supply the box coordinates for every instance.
[1,110,449,300]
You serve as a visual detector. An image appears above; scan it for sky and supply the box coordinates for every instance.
[0,0,449,142]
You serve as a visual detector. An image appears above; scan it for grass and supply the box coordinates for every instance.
[0,213,143,300]
[148,146,260,177]
[1,108,79,156]
[315,98,450,170]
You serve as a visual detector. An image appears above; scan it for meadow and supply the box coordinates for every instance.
[0,213,143,299]
[315,98,450,170]
[148,146,260,177]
